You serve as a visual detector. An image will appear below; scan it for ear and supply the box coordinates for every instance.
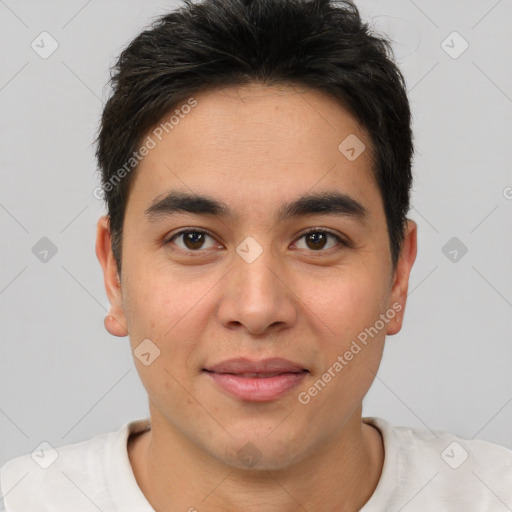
[386,219,417,335]
[95,215,128,337]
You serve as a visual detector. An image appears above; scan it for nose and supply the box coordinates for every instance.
[216,243,298,336]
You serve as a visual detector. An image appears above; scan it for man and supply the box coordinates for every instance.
[1,0,511,510]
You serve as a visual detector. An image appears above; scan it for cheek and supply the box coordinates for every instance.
[122,266,217,369]
[121,274,205,409]
[306,267,389,398]
[297,278,387,422]
[122,254,189,331]
[303,267,390,345]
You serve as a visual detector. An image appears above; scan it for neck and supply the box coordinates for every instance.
[128,405,384,512]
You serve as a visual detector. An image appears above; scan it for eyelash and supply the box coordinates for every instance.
[164,228,347,254]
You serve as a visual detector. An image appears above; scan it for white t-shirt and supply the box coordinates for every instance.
[1,416,511,511]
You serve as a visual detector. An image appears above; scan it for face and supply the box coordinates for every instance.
[97,83,417,470]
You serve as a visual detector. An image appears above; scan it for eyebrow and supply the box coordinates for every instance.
[144,190,368,224]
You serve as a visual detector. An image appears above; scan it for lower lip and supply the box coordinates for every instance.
[205,371,308,402]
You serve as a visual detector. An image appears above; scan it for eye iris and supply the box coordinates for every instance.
[306,232,327,250]
[184,232,205,250]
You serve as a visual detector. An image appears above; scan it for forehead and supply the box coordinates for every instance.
[126,83,380,220]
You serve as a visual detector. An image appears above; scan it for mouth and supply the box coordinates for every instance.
[202,357,309,402]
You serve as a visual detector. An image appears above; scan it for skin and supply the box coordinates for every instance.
[96,83,417,512]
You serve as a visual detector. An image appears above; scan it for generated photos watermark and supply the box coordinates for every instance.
[298,302,403,405]
[93,97,198,200]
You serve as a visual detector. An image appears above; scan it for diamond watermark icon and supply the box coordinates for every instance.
[31,31,59,59]
[338,134,366,161]
[237,442,262,468]
[236,236,263,264]
[442,237,468,263]
[441,31,468,59]
[31,441,59,469]
[32,237,58,263]
[441,441,469,469]
[133,338,161,366]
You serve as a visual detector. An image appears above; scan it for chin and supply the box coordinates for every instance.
[210,428,312,472]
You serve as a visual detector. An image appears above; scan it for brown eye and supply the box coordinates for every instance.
[305,232,328,250]
[294,230,345,251]
[167,230,218,251]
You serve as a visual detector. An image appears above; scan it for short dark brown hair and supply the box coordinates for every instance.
[96,0,413,274]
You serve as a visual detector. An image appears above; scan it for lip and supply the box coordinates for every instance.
[203,357,309,402]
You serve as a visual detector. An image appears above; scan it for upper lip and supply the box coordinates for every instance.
[203,357,308,374]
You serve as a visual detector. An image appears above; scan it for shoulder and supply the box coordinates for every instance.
[0,418,149,512]
[363,417,512,511]
[385,418,512,471]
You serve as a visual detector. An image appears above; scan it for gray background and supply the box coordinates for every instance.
[1,0,511,469]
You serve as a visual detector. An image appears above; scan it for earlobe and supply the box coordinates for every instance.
[95,215,129,337]
[386,219,418,336]
[104,313,128,337]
